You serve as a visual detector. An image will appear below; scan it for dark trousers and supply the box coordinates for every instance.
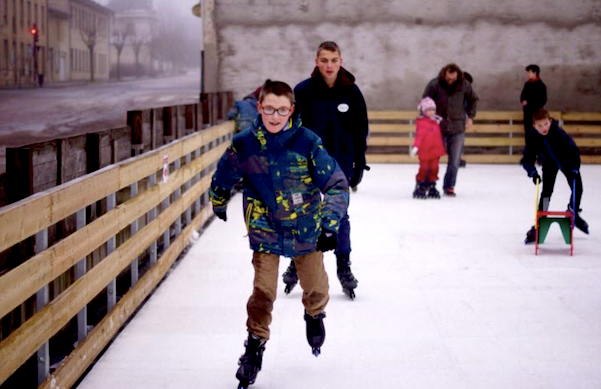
[334,213,351,255]
[540,165,583,211]
[443,132,466,191]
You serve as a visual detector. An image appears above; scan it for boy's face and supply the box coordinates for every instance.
[533,117,551,136]
[258,93,294,134]
[315,49,342,85]
[526,70,537,81]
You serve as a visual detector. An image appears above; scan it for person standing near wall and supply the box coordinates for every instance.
[282,41,369,300]
[423,63,478,197]
[520,64,547,140]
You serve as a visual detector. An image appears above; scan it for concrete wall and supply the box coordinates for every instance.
[210,0,601,111]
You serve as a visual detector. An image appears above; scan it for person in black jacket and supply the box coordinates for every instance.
[522,109,589,244]
[520,64,547,140]
[282,41,369,300]
[423,63,478,197]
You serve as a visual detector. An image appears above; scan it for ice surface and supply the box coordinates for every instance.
[77,164,601,389]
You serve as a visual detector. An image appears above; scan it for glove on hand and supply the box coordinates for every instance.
[410,147,419,157]
[350,164,370,188]
[214,208,227,221]
[316,230,337,252]
[531,172,541,185]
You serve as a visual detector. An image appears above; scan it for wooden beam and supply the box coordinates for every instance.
[562,112,601,121]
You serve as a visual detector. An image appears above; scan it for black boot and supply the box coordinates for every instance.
[282,260,298,294]
[568,205,589,234]
[412,181,427,199]
[236,333,266,388]
[336,254,358,299]
[525,226,536,244]
[304,311,326,357]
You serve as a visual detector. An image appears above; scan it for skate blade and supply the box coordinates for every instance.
[312,347,321,357]
[343,288,356,300]
[284,283,296,294]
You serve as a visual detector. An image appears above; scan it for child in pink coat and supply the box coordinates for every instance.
[411,97,446,199]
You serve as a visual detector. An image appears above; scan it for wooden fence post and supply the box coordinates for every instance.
[128,110,144,156]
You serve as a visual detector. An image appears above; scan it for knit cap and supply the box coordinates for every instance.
[418,97,436,115]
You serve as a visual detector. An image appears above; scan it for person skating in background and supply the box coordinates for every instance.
[226,82,268,133]
[520,64,547,142]
[522,108,589,244]
[282,41,369,299]
[410,97,446,199]
[459,71,474,168]
[423,63,478,197]
[210,81,349,388]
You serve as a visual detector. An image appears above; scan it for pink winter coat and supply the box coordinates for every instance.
[413,116,446,160]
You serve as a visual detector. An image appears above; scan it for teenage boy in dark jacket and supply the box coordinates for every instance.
[520,64,547,140]
[522,108,589,244]
[211,81,349,387]
[281,41,369,300]
[423,63,478,197]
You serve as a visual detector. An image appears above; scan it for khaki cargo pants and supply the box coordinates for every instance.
[247,251,329,340]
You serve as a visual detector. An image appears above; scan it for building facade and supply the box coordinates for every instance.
[0,0,112,87]
[0,0,50,87]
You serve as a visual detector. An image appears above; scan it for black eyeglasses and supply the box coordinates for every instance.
[261,106,292,116]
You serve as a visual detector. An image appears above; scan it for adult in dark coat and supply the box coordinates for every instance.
[520,64,547,140]
[423,63,478,197]
[282,41,369,300]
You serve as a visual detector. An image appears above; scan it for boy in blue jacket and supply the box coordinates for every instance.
[522,108,589,244]
[210,80,349,388]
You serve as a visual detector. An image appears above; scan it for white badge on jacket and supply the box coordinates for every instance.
[337,103,349,113]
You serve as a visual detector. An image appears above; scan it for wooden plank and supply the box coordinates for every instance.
[0,173,213,384]
[562,112,601,122]
[582,155,601,164]
[39,203,214,389]
[464,138,524,147]
[368,111,416,120]
[576,139,601,147]
[369,124,415,134]
[473,111,523,121]
[468,124,523,134]
[367,137,413,147]
[563,125,601,135]
[0,145,225,320]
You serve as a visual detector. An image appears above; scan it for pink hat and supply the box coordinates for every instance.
[418,97,436,115]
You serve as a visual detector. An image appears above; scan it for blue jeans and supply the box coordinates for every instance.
[335,213,351,255]
[443,132,466,191]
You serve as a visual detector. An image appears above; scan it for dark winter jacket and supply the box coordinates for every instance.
[520,79,547,114]
[210,112,349,258]
[423,70,478,135]
[413,116,446,160]
[294,67,369,181]
[227,94,258,132]
[522,120,580,177]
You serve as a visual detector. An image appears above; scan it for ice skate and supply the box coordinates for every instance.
[525,226,536,244]
[304,311,326,357]
[443,188,456,197]
[412,182,427,199]
[568,205,589,234]
[426,182,441,199]
[336,254,358,299]
[282,260,298,294]
[236,333,266,389]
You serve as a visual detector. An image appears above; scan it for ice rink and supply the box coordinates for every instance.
[78,164,601,389]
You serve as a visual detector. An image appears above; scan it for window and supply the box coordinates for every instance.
[12,0,16,33]
[26,1,29,30]
[19,0,23,29]
[41,5,44,33]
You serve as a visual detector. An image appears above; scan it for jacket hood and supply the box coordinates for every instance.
[310,66,356,86]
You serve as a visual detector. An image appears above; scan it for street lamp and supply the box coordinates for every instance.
[191,1,204,97]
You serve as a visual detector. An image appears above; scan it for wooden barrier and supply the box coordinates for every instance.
[0,121,235,388]
[366,110,601,164]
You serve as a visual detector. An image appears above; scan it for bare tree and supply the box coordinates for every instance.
[111,26,132,80]
[129,36,148,77]
[80,20,101,82]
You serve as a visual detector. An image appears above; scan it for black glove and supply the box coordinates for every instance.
[214,209,227,221]
[531,172,541,185]
[350,164,370,188]
[316,230,337,252]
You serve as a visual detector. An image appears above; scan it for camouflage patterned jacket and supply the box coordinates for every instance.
[210,114,349,257]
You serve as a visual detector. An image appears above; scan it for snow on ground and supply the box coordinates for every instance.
[77,164,601,389]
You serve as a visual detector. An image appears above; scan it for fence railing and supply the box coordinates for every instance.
[366,110,601,164]
[0,121,235,388]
